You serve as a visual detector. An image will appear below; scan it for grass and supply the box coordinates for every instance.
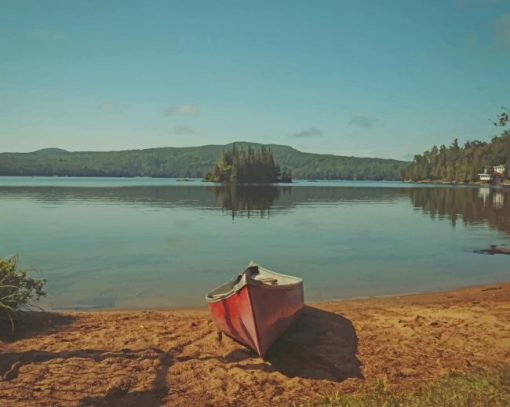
[293,365,510,407]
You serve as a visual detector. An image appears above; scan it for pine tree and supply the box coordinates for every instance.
[204,145,290,183]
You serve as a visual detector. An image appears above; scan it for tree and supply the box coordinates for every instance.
[204,145,289,183]
[490,107,509,127]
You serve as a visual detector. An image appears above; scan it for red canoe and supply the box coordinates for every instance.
[206,262,304,357]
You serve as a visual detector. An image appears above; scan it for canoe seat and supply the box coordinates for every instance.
[258,277,278,285]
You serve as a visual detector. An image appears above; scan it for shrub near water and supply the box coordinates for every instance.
[294,366,510,407]
[0,256,46,330]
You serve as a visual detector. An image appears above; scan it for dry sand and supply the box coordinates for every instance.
[1,283,509,406]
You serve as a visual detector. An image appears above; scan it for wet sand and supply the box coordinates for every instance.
[1,283,509,406]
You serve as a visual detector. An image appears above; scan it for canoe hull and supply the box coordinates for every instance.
[208,279,304,357]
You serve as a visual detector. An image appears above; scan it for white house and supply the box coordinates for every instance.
[478,165,506,182]
[493,164,506,176]
[478,168,492,182]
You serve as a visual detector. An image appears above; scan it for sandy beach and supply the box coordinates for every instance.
[1,283,509,406]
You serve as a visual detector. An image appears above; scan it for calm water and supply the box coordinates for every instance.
[1,177,509,309]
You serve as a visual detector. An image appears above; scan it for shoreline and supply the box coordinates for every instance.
[1,281,509,406]
[46,279,510,313]
[405,179,510,187]
[319,278,510,303]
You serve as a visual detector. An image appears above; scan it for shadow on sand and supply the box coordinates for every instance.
[224,305,362,382]
[0,347,174,407]
[0,306,361,406]
[0,312,173,407]
[0,311,75,342]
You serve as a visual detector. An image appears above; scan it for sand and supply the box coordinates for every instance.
[1,283,509,406]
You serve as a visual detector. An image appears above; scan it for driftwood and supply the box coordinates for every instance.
[475,245,510,255]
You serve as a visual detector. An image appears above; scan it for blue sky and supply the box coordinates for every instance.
[1,0,509,159]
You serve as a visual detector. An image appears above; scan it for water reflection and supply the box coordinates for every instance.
[1,184,509,234]
[0,185,402,209]
[2,182,510,309]
[406,187,510,234]
[210,185,283,219]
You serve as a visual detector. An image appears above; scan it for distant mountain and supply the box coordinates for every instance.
[33,148,69,155]
[0,142,407,180]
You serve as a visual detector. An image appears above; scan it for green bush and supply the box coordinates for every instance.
[0,256,46,330]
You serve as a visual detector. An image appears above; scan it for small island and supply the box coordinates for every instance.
[204,144,292,183]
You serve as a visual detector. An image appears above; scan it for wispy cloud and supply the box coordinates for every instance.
[164,104,199,116]
[494,13,510,49]
[97,101,129,113]
[173,126,195,135]
[349,115,381,129]
[289,127,323,138]
[30,29,68,42]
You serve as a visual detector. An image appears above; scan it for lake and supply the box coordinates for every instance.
[1,177,509,310]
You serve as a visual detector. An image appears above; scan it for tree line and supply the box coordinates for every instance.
[0,143,406,180]
[401,130,510,182]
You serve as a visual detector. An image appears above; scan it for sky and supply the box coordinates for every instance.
[1,0,510,159]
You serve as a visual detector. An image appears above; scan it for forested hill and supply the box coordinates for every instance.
[0,142,406,180]
[402,131,510,182]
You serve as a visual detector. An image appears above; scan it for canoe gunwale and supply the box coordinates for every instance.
[205,264,302,304]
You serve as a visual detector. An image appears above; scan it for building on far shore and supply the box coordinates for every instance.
[494,165,506,176]
[478,165,506,183]
[478,168,492,182]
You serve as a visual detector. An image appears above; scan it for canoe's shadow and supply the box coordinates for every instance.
[226,305,362,382]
